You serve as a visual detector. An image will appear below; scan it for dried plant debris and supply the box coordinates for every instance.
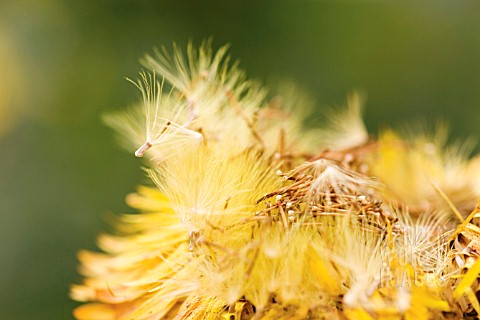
[72,42,480,320]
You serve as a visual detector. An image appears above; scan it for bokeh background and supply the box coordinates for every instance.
[1,1,480,319]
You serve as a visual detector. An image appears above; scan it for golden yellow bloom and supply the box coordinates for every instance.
[72,42,480,319]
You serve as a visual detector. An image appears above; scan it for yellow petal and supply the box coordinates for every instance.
[73,303,116,320]
[344,308,374,320]
[453,258,480,299]
[306,245,341,296]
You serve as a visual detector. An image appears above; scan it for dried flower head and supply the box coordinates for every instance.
[72,43,480,320]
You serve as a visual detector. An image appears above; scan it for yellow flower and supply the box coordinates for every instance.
[72,42,480,319]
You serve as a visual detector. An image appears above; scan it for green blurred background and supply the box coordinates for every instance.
[1,1,479,319]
